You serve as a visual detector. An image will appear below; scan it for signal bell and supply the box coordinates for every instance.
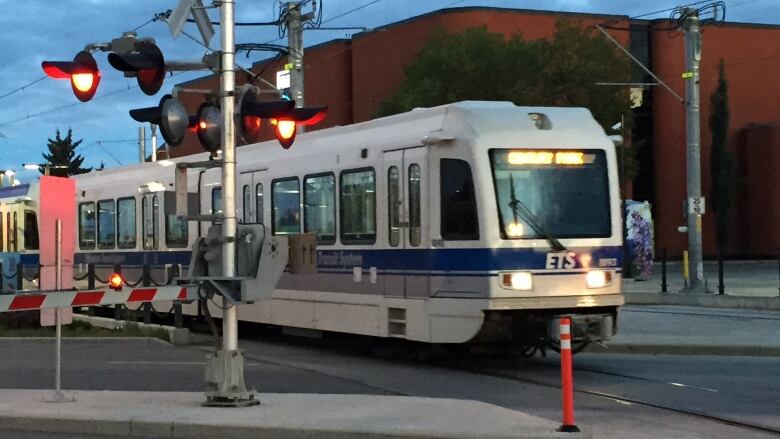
[129,94,190,147]
[108,42,165,96]
[42,51,102,102]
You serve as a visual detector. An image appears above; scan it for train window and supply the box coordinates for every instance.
[272,178,300,235]
[12,211,17,252]
[440,159,479,240]
[142,197,149,250]
[387,166,400,247]
[6,212,11,252]
[142,196,159,250]
[255,183,264,224]
[79,202,96,249]
[0,212,4,251]
[152,195,160,249]
[212,187,223,217]
[408,164,421,247]
[97,199,116,249]
[242,185,251,223]
[117,197,136,249]
[24,211,39,251]
[340,168,376,244]
[165,214,188,248]
[304,173,336,244]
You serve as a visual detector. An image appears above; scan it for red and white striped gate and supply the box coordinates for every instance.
[0,286,189,313]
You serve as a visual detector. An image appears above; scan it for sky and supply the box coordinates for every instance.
[0,0,775,183]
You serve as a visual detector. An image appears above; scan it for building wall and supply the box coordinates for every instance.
[168,7,780,257]
[737,125,780,256]
[350,9,629,122]
[649,22,780,257]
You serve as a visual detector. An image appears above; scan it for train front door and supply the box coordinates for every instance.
[382,147,429,299]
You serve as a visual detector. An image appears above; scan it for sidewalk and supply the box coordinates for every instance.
[592,303,780,356]
[621,259,780,312]
[0,389,588,439]
[623,259,780,297]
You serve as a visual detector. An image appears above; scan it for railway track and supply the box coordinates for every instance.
[443,354,780,436]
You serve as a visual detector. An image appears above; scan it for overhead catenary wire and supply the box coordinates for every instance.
[0,76,47,102]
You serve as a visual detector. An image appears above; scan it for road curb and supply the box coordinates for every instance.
[624,292,780,311]
[589,342,780,357]
[0,390,591,439]
[73,314,190,346]
[0,414,589,439]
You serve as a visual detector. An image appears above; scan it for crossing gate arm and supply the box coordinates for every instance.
[0,286,192,313]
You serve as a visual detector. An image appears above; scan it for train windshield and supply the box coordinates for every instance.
[490,149,611,240]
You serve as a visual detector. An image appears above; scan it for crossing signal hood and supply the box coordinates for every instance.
[42,51,102,102]
[128,94,191,147]
[107,42,165,96]
[237,88,327,149]
[237,88,295,144]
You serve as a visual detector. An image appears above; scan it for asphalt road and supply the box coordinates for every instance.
[0,431,165,439]
[1,335,778,438]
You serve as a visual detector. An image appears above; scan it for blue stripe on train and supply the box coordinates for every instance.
[16,245,622,272]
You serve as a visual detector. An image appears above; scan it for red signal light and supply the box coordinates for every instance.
[271,118,297,149]
[108,273,123,291]
[42,51,101,102]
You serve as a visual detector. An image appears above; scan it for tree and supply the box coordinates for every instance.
[708,59,737,254]
[376,22,631,129]
[375,21,635,177]
[41,128,91,177]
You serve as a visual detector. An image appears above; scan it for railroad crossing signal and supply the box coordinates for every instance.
[41,51,102,102]
[128,94,191,147]
[270,105,327,149]
[108,42,166,96]
[196,101,222,153]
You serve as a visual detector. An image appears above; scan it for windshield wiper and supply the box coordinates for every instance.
[507,174,566,252]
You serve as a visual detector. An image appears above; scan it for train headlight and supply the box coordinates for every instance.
[586,270,613,289]
[500,272,533,290]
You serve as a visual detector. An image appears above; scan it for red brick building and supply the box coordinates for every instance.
[170,7,780,258]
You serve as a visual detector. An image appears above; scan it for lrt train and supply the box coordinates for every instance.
[0,101,623,351]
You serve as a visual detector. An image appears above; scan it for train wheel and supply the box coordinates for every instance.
[546,339,590,355]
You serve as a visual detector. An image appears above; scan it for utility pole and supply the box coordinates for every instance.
[150,124,157,162]
[682,8,707,293]
[285,1,313,132]
[138,126,146,163]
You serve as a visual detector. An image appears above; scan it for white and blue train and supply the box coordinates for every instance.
[1,101,624,349]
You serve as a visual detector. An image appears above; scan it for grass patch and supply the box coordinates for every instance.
[0,318,169,341]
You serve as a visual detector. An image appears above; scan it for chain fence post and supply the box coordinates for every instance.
[113,263,122,321]
[172,265,183,329]
[142,264,152,324]
[16,262,23,290]
[87,263,95,315]
[661,248,667,293]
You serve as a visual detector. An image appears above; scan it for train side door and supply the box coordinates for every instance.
[382,147,429,299]
[238,170,267,226]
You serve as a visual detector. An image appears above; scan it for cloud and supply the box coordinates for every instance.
[0,0,776,179]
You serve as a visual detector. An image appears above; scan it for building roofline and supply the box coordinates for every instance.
[352,6,630,40]
[174,38,351,89]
